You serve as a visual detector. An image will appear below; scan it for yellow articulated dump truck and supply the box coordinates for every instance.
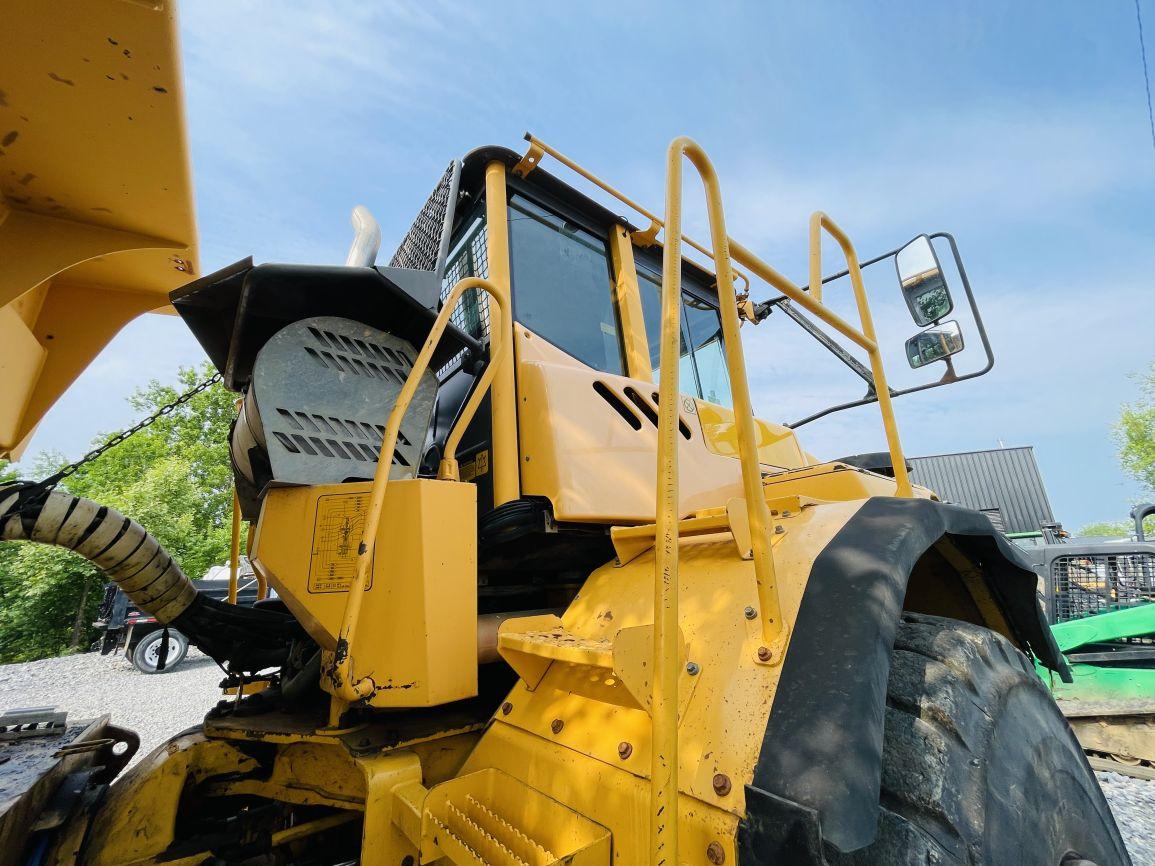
[0,3,1132,865]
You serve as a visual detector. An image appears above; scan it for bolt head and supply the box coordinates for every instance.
[501,701,513,716]
[774,524,786,534]
[618,741,633,759]
[686,661,700,676]
[712,773,732,796]
[706,841,726,864]
[551,718,564,735]
[744,605,757,620]
[757,646,773,662]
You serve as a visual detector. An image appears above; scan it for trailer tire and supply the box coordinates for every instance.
[827,613,1130,866]
[132,628,189,674]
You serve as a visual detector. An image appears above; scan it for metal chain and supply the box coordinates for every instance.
[36,373,223,491]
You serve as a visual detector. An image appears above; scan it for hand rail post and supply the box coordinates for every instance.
[329,277,510,703]
[809,213,913,497]
[651,136,789,866]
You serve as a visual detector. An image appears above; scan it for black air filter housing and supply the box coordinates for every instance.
[170,260,480,391]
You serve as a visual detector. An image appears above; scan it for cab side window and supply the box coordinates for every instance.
[508,196,624,375]
[635,262,733,407]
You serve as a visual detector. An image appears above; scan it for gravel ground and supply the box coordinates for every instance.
[1097,771,1155,866]
[0,648,224,765]
[3,652,1155,862]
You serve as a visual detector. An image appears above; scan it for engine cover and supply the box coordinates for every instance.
[232,316,437,497]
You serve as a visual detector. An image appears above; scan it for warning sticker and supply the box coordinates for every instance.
[308,493,374,593]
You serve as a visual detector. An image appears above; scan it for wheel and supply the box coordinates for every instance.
[827,613,1131,866]
[131,629,189,674]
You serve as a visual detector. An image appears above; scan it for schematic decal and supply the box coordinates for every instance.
[308,493,374,593]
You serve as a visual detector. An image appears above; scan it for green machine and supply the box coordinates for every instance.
[1033,504,1155,770]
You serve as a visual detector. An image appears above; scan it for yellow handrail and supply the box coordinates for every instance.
[521,134,751,297]
[520,135,913,502]
[330,276,510,702]
[807,213,912,497]
[651,138,788,866]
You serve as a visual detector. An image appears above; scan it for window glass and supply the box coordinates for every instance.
[683,295,734,407]
[636,267,699,394]
[508,196,623,375]
[635,262,733,407]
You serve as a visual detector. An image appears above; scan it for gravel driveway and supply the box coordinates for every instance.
[3,651,1154,863]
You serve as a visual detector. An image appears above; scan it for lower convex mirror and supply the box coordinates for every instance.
[906,320,964,369]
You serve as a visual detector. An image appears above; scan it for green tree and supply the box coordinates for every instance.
[1078,364,1155,538]
[0,364,241,663]
[1118,363,1155,493]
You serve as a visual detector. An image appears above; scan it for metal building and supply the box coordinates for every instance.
[908,446,1055,535]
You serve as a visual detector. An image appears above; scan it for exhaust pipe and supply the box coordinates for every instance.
[345,205,381,268]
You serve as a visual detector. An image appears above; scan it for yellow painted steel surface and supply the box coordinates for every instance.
[252,479,478,708]
[608,223,653,381]
[0,1,198,457]
[515,326,809,523]
[694,401,811,468]
[470,497,866,865]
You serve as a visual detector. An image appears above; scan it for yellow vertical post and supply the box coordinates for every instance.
[483,162,519,507]
[609,224,653,381]
[227,489,241,605]
[651,143,685,866]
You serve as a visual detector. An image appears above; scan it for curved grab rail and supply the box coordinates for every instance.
[808,212,912,497]
[329,277,510,703]
[651,137,787,866]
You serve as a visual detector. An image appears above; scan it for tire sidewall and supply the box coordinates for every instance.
[132,629,189,674]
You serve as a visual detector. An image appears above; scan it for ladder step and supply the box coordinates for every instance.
[422,768,609,866]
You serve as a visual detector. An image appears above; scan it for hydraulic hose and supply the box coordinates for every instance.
[0,482,297,670]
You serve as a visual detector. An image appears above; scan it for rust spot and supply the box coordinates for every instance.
[0,90,8,107]
[152,86,168,94]
[18,172,34,185]
[120,73,129,81]
[550,718,564,735]
[47,72,74,86]
[91,206,112,213]
[122,49,132,58]
[500,702,512,716]
[107,37,119,46]
[1,130,17,147]
[105,75,115,81]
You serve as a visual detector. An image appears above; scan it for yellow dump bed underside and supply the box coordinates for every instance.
[0,0,199,458]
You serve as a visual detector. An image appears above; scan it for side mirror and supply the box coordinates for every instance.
[896,235,953,326]
[906,320,964,369]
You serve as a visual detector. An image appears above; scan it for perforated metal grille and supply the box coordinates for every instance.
[1051,552,1155,623]
[389,162,455,272]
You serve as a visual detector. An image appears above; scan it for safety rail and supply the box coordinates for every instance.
[522,134,915,866]
[330,276,510,703]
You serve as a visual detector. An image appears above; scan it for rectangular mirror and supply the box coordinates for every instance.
[896,235,953,326]
[906,319,964,369]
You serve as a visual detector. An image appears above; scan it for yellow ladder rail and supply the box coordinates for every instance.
[330,276,511,703]
[653,137,787,865]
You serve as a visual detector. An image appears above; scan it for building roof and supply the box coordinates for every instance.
[908,446,1055,534]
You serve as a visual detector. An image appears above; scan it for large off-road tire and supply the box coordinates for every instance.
[828,613,1130,866]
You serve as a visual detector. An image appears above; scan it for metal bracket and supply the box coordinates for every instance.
[512,141,545,178]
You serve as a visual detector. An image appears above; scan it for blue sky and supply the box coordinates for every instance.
[22,1,1155,529]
